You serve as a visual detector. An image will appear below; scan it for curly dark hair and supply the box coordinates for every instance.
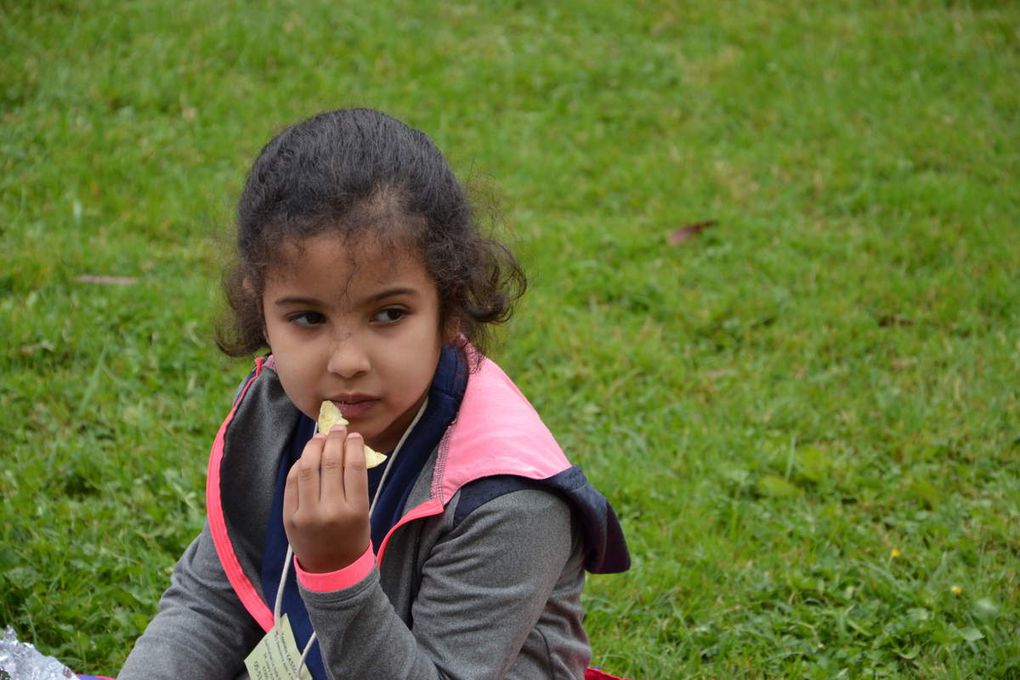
[216,108,526,361]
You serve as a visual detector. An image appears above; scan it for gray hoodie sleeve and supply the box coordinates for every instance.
[119,522,263,680]
[299,488,587,679]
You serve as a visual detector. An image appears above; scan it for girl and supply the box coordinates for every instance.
[119,108,630,679]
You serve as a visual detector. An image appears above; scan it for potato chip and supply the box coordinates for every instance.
[363,446,388,469]
[316,400,388,469]
[317,400,348,433]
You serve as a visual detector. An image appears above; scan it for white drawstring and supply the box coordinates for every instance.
[274,546,290,623]
[276,398,430,679]
[369,396,428,517]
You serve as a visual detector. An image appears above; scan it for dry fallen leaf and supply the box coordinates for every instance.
[668,220,717,245]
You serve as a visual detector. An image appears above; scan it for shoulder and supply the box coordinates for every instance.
[416,479,578,584]
[443,467,632,575]
[444,479,575,558]
[451,475,569,528]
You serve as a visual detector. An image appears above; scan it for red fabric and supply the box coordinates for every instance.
[586,668,629,680]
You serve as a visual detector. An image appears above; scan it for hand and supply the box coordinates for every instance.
[283,426,371,573]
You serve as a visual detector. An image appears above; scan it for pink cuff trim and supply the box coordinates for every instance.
[295,544,376,593]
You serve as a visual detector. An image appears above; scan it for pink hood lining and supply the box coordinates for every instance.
[430,354,571,503]
[205,357,275,632]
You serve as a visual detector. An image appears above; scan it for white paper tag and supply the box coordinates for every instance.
[244,614,313,680]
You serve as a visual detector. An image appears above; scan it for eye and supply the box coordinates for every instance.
[288,311,326,327]
[373,307,406,324]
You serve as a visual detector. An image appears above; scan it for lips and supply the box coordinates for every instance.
[330,396,378,419]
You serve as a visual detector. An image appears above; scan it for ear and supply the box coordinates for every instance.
[241,274,257,296]
[442,314,463,344]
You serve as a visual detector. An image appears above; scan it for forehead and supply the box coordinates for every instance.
[265,231,431,293]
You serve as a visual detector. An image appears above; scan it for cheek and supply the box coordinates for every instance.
[274,365,319,420]
[264,336,320,412]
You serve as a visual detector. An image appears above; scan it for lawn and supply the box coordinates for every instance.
[2,1,1018,678]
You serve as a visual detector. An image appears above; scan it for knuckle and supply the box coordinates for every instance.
[283,514,302,533]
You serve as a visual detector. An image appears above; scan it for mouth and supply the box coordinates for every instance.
[330,396,378,419]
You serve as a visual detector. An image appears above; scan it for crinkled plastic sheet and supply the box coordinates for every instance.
[0,627,75,680]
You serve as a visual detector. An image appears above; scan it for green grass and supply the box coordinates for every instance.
[2,1,1018,677]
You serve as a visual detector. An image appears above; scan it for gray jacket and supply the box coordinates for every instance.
[120,356,628,679]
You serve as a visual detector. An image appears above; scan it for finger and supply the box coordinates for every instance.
[284,462,301,517]
[319,425,346,504]
[297,432,325,503]
[343,433,370,512]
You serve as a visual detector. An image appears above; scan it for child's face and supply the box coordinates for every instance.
[261,232,446,453]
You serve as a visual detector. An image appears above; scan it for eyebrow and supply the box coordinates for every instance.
[272,287,420,308]
[272,296,323,307]
[363,287,421,305]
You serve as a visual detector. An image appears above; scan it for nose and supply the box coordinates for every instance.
[326,334,370,379]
